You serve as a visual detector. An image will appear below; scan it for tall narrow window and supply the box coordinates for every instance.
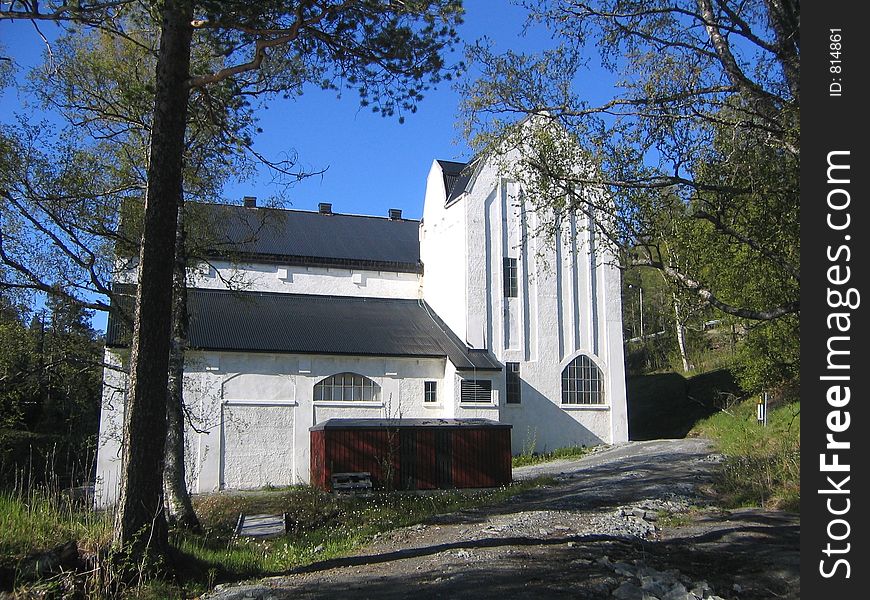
[313,372,380,402]
[460,379,492,403]
[561,356,604,405]
[503,257,518,297]
[424,381,438,403]
[505,362,521,404]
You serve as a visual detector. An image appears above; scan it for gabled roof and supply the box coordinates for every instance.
[192,203,422,273]
[435,159,480,204]
[436,160,467,197]
[106,288,502,372]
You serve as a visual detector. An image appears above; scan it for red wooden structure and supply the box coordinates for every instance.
[310,418,512,491]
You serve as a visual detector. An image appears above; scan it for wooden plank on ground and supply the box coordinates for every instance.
[235,513,286,539]
[331,472,372,494]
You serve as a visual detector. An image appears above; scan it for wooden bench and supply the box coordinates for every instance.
[331,472,373,495]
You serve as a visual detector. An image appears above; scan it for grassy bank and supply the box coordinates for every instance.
[0,490,111,559]
[626,363,800,513]
[1,478,551,597]
[691,395,800,512]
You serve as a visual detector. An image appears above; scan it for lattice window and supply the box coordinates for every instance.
[505,362,521,404]
[424,381,438,403]
[561,356,604,405]
[503,257,518,297]
[314,372,380,402]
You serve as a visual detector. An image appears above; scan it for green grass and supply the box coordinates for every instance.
[0,490,112,562]
[2,478,553,597]
[654,508,695,528]
[691,396,800,511]
[165,479,555,596]
[512,445,594,468]
[186,479,550,575]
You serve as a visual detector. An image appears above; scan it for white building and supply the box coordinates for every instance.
[95,152,628,505]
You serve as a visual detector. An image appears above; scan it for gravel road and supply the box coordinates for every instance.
[202,438,799,600]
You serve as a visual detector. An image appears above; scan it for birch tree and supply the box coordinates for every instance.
[461,0,798,388]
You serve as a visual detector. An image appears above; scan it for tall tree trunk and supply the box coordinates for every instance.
[113,0,193,562]
[164,202,201,532]
[673,293,693,372]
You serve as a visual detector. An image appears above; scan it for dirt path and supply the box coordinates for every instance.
[203,439,799,600]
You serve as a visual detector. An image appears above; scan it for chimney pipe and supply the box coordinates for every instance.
[243,196,257,208]
[388,208,402,220]
[318,202,332,215]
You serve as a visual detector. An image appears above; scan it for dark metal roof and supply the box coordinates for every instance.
[437,160,467,198]
[310,418,510,431]
[436,159,479,204]
[106,288,502,371]
[193,203,422,272]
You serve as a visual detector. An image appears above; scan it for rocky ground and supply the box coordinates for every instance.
[202,438,799,600]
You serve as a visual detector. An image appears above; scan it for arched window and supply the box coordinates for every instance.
[313,373,380,402]
[561,356,604,405]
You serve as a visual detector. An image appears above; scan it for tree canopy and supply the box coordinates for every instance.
[461,0,799,389]
[2,0,465,563]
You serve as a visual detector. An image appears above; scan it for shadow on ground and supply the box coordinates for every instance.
[277,510,799,600]
[627,369,742,440]
[205,440,799,600]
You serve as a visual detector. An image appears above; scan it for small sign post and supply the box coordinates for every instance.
[756,392,768,426]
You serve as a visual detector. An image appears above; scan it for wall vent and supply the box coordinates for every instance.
[460,379,492,403]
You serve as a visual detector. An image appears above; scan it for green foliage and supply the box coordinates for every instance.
[0,301,37,429]
[512,445,594,468]
[693,397,800,511]
[192,0,464,121]
[0,121,128,313]
[461,1,800,390]
[732,316,800,392]
[0,488,111,562]
[0,292,102,490]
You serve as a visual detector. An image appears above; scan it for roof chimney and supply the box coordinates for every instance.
[318,202,332,215]
[388,208,403,220]
[243,196,257,208]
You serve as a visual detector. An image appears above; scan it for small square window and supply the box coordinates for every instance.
[424,381,438,403]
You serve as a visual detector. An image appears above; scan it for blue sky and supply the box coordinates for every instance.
[223,3,554,220]
[1,3,561,222]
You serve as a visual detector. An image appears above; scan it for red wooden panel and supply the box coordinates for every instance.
[310,430,327,490]
[451,429,469,488]
[416,429,436,490]
[312,422,511,492]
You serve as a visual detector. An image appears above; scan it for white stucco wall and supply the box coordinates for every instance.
[420,162,469,344]
[420,155,628,454]
[94,349,126,507]
[94,350,457,506]
[189,261,422,299]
